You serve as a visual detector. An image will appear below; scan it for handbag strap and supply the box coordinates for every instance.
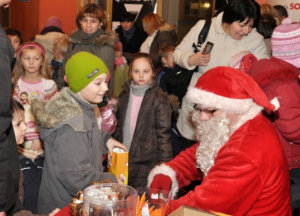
[192,18,212,53]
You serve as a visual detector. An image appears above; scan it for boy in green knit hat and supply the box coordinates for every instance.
[31,51,127,214]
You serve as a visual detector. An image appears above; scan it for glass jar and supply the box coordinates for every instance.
[83,183,138,216]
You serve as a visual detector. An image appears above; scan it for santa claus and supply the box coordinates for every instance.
[148,66,292,215]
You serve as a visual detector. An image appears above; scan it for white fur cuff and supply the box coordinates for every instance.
[147,164,179,199]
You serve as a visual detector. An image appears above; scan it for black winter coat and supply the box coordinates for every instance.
[0,26,22,214]
[115,25,147,61]
[113,81,173,191]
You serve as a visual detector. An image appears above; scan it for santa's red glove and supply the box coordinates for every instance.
[149,174,172,198]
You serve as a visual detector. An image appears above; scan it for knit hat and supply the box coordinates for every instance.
[271,18,300,68]
[186,66,279,113]
[44,16,62,29]
[65,51,109,93]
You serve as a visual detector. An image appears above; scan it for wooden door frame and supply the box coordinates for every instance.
[77,0,95,12]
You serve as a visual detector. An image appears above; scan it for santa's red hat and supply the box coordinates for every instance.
[186,66,279,113]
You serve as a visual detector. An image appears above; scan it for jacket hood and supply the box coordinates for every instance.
[31,88,82,129]
[247,57,300,89]
[159,23,176,32]
[70,29,118,47]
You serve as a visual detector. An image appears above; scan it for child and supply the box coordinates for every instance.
[5,28,22,70]
[51,35,70,82]
[30,51,127,214]
[12,100,42,214]
[113,52,173,192]
[12,42,58,158]
[158,45,194,103]
[11,100,60,215]
[158,45,195,157]
[112,41,129,98]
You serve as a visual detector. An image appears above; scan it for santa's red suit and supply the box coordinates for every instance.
[148,66,292,215]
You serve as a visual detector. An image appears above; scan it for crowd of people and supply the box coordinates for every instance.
[0,0,299,215]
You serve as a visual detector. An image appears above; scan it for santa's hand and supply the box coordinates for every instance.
[149,174,172,197]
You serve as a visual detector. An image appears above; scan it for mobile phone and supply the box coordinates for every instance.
[202,41,214,55]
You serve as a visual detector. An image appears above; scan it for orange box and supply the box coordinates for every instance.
[108,148,128,185]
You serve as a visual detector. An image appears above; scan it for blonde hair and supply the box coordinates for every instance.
[142,13,166,35]
[53,35,70,57]
[260,4,280,24]
[12,41,52,89]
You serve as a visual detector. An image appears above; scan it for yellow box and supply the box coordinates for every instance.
[108,148,128,185]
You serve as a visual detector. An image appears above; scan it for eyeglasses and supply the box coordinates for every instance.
[193,104,217,115]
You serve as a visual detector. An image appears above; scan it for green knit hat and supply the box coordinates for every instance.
[65,51,109,93]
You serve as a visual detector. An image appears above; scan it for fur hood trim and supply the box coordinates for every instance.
[95,31,119,47]
[70,29,119,47]
[159,23,176,32]
[31,88,82,129]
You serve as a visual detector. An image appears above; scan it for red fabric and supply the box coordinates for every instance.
[149,174,172,196]
[248,57,300,169]
[193,67,276,111]
[55,206,70,216]
[161,114,291,215]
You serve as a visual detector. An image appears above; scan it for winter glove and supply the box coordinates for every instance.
[149,174,172,198]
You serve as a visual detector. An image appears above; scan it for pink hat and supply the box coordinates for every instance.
[271,18,300,68]
[44,16,62,29]
[186,66,279,113]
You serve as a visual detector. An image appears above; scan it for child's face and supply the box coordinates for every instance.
[12,110,27,144]
[163,52,175,68]
[77,73,108,104]
[21,48,43,75]
[7,35,21,52]
[131,57,154,86]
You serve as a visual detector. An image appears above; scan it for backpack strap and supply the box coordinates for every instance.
[192,19,212,53]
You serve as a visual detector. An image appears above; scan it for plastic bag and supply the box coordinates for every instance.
[99,99,117,134]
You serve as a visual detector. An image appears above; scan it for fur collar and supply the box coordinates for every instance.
[70,29,118,47]
[31,88,83,129]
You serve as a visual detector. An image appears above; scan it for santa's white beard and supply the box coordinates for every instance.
[191,111,230,176]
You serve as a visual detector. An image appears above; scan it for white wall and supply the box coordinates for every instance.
[268,0,300,22]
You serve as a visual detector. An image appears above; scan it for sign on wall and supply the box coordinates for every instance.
[112,0,157,31]
[268,0,300,22]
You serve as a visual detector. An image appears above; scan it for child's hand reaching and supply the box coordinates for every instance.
[106,138,128,155]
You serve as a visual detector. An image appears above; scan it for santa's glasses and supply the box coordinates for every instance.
[193,104,217,115]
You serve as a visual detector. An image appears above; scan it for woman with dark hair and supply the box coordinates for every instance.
[173,0,269,151]
[57,3,118,93]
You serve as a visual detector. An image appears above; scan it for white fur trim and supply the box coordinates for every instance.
[147,164,179,199]
[230,105,263,134]
[271,97,280,111]
[186,87,254,113]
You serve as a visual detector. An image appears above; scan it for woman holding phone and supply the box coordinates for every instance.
[173,0,269,148]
